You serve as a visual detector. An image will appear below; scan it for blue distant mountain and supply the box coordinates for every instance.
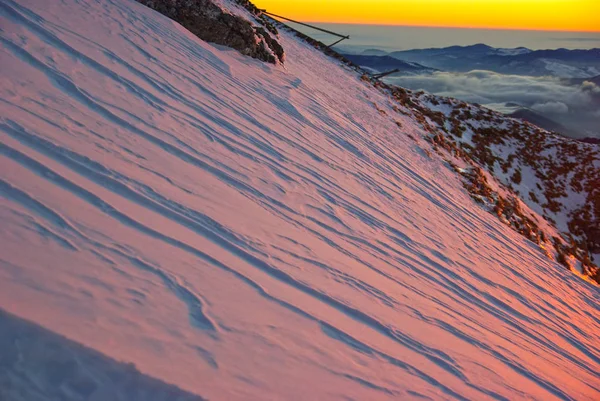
[341,54,438,75]
[377,44,600,77]
[345,45,600,139]
[360,48,389,56]
[567,74,600,86]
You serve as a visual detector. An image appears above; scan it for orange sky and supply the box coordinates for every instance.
[253,0,600,32]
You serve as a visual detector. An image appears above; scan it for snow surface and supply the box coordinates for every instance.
[0,0,599,400]
[541,59,600,78]
[495,48,531,56]
[0,309,203,401]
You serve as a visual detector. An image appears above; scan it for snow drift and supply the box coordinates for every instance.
[0,0,599,400]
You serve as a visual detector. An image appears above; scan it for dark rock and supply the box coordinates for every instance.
[136,0,284,64]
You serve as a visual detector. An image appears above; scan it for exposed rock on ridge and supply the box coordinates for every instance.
[136,0,284,64]
[376,83,600,283]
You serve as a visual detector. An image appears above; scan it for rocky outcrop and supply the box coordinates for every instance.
[380,84,600,283]
[136,0,284,64]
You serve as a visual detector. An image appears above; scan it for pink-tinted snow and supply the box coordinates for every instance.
[0,0,598,399]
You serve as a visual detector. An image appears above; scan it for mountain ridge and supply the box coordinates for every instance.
[379,44,600,78]
[341,53,438,75]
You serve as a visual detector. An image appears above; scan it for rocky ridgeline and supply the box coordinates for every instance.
[365,79,599,283]
[136,0,284,64]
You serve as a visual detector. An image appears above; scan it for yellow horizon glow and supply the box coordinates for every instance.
[253,0,600,32]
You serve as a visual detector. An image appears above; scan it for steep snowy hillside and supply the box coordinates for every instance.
[1,0,599,400]
[380,87,600,274]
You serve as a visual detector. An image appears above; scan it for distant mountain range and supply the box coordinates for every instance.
[341,54,437,75]
[507,75,600,140]
[508,108,575,135]
[344,45,600,140]
[566,74,600,86]
[351,44,600,78]
[581,137,600,144]
[504,107,598,144]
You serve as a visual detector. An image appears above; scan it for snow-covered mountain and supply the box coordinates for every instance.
[340,53,438,75]
[1,0,599,400]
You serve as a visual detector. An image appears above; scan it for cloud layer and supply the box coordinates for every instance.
[388,70,600,138]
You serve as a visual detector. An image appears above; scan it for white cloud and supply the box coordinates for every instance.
[387,71,600,138]
[531,101,569,115]
[582,80,600,94]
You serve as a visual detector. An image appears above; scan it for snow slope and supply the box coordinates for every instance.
[397,90,600,272]
[0,0,599,400]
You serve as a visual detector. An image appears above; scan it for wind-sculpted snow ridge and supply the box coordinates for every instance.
[0,0,599,400]
[374,83,599,282]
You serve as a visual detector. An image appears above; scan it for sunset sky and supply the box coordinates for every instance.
[253,0,600,32]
